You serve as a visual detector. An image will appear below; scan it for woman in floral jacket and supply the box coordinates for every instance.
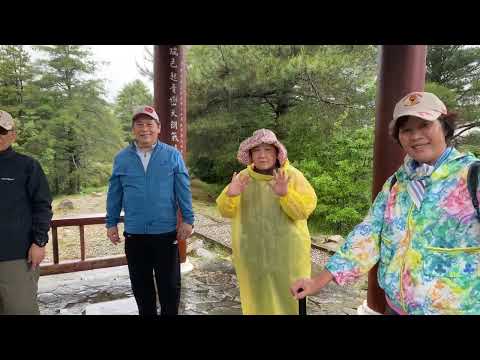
[291,92,480,315]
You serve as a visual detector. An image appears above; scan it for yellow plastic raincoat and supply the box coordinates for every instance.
[216,160,317,314]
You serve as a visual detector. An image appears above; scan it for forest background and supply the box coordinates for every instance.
[2,45,479,235]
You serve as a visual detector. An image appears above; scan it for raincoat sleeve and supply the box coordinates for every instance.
[324,176,393,285]
[216,185,241,218]
[278,170,317,221]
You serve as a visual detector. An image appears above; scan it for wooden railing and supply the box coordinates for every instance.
[40,213,126,276]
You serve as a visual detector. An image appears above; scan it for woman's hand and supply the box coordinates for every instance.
[226,172,250,196]
[270,169,290,196]
[290,270,334,299]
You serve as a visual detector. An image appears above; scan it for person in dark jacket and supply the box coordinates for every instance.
[0,110,53,315]
[106,105,194,316]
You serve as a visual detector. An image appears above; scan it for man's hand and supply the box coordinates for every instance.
[177,222,193,241]
[226,172,250,197]
[269,169,290,196]
[28,243,46,269]
[107,226,121,245]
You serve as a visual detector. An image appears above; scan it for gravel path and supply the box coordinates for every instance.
[193,213,367,314]
[194,213,331,269]
[38,194,366,315]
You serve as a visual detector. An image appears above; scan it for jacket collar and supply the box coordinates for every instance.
[396,147,469,183]
[128,140,160,153]
[0,146,14,158]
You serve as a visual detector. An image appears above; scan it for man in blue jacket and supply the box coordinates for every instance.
[106,105,194,316]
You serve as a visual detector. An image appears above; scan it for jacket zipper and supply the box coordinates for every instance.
[132,146,152,232]
[399,205,414,312]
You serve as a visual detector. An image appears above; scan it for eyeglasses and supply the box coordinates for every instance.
[0,127,10,135]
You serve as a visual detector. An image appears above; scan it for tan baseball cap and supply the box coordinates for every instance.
[0,110,14,131]
[132,105,160,123]
[389,92,448,134]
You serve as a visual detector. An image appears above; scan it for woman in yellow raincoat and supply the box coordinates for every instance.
[216,129,317,315]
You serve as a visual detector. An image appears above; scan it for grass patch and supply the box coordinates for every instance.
[203,239,232,261]
[52,185,108,202]
[191,178,225,202]
[79,185,108,196]
[203,239,232,259]
[191,178,225,220]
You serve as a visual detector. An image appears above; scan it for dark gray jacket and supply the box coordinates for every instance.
[0,147,53,261]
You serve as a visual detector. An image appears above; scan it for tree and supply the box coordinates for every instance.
[427,46,480,98]
[0,46,33,115]
[426,45,480,141]
[114,80,153,142]
[33,45,124,194]
[0,45,54,168]
[187,46,376,132]
[294,121,374,235]
[136,46,154,80]
[186,45,377,183]
[34,45,97,100]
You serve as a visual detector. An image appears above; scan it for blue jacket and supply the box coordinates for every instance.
[106,141,194,234]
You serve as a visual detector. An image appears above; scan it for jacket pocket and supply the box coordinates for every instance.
[422,246,480,279]
[120,173,144,188]
[380,236,396,265]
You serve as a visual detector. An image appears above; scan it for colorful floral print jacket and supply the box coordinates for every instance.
[325,148,480,314]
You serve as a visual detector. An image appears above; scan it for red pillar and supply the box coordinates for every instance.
[153,45,188,263]
[367,45,427,313]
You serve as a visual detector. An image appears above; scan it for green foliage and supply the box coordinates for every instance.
[457,130,480,157]
[426,46,480,150]
[4,44,479,238]
[427,46,480,95]
[188,106,275,183]
[424,82,458,110]
[0,45,34,117]
[1,45,124,195]
[186,45,378,234]
[114,79,153,142]
[294,122,374,235]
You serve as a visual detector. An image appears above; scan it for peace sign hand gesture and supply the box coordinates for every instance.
[270,169,290,196]
[226,172,251,196]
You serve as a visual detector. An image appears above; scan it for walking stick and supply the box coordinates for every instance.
[298,288,307,316]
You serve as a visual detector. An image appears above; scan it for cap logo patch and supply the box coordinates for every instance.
[403,93,422,107]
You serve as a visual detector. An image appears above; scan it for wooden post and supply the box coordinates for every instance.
[154,45,188,263]
[368,45,427,314]
[79,225,86,261]
[52,226,59,264]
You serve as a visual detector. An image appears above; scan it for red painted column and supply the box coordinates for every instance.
[153,45,188,263]
[367,45,427,313]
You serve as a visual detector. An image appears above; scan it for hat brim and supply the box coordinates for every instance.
[0,124,13,131]
[389,110,443,135]
[237,137,288,166]
[132,113,160,123]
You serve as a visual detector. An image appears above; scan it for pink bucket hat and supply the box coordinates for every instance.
[237,129,288,166]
